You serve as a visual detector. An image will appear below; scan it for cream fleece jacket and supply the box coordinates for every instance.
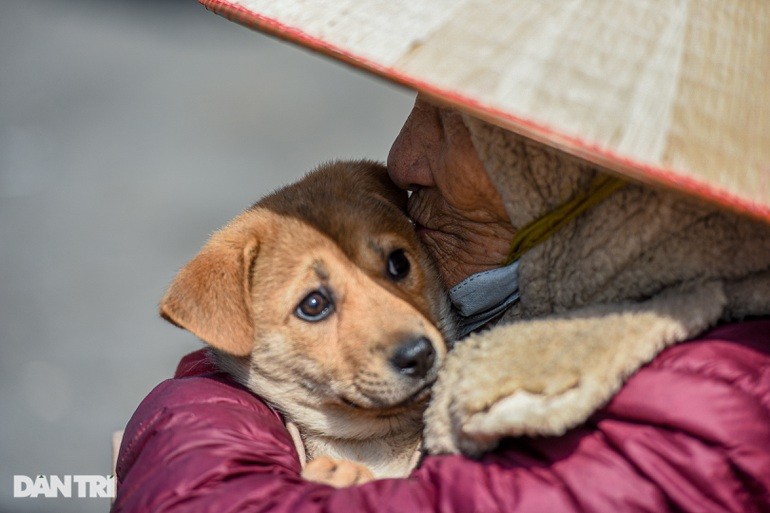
[424,118,770,456]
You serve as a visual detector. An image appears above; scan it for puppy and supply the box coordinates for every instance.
[160,161,453,487]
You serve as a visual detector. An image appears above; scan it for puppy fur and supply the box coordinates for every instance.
[160,161,453,484]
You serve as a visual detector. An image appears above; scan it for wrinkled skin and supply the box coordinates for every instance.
[387,96,516,289]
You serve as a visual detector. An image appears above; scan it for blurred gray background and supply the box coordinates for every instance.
[0,1,414,511]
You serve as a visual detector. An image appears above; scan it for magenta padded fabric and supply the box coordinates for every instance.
[114,320,770,512]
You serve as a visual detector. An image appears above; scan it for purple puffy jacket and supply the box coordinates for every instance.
[114,320,770,512]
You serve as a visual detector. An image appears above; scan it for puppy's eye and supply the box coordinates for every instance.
[295,289,334,322]
[386,249,410,280]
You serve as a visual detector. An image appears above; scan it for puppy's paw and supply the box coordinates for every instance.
[302,456,375,488]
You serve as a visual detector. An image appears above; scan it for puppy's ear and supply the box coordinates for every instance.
[359,161,408,213]
[160,216,260,357]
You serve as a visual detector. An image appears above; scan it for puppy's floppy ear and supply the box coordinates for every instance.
[160,215,261,357]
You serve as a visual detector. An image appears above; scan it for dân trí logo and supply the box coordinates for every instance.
[13,475,115,498]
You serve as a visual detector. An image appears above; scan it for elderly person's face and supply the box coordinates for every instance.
[387,97,516,288]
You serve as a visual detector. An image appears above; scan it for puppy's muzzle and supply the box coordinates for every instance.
[390,337,436,379]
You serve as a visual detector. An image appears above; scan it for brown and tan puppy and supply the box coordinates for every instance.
[160,161,453,487]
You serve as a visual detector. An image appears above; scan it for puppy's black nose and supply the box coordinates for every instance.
[391,337,436,379]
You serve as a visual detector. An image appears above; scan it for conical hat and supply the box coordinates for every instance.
[200,0,770,224]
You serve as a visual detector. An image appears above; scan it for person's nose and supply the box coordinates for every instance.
[387,98,439,191]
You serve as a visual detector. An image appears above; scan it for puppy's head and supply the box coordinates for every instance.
[161,161,452,437]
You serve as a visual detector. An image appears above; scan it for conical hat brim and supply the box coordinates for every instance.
[201,0,770,224]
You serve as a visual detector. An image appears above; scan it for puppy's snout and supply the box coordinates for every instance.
[390,337,436,379]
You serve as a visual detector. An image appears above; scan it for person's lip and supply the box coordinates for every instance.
[407,196,439,238]
[407,208,431,233]
[413,221,436,239]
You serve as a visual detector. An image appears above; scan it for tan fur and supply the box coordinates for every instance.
[161,161,453,484]
[424,118,770,456]
[425,281,731,455]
